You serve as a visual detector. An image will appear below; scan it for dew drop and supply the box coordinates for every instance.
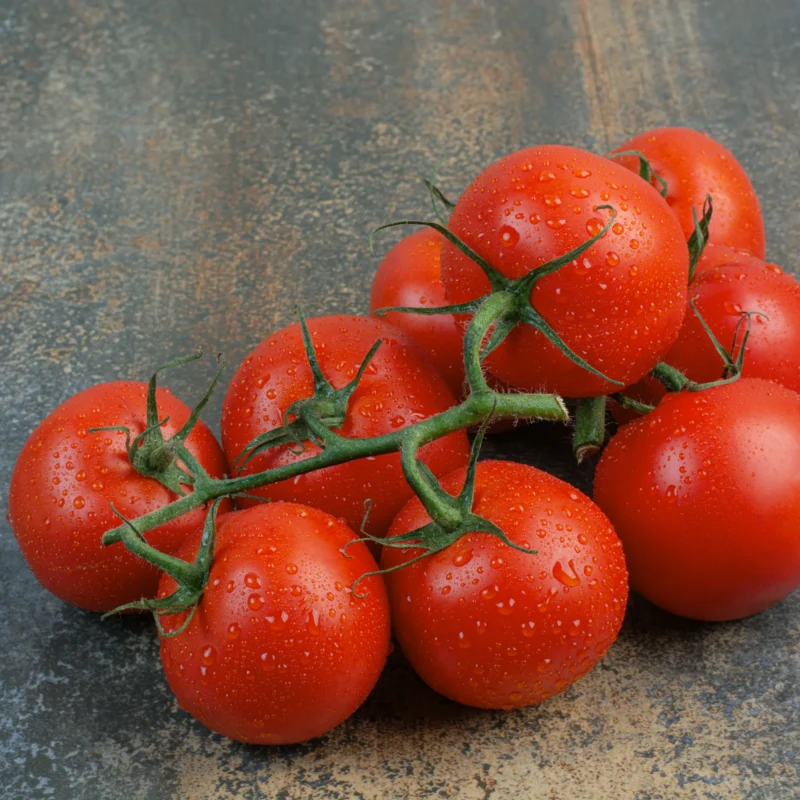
[248,593,264,611]
[499,226,520,248]
[553,560,581,587]
[245,572,261,589]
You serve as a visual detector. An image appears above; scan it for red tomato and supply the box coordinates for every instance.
[382,460,628,709]
[158,503,390,744]
[595,379,800,621]
[612,127,766,258]
[7,382,230,612]
[221,315,470,536]
[613,245,800,421]
[370,228,466,398]
[440,145,689,397]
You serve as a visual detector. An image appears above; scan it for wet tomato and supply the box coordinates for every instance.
[221,315,469,536]
[8,382,229,612]
[614,245,800,419]
[158,503,390,744]
[612,127,766,258]
[595,379,800,621]
[370,228,466,398]
[382,460,628,709]
[440,145,688,397]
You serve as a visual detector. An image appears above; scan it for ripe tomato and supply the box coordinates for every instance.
[613,245,800,420]
[595,379,800,621]
[612,127,766,258]
[7,382,230,612]
[440,145,689,397]
[370,228,466,398]
[221,315,470,536]
[158,502,390,744]
[382,460,628,709]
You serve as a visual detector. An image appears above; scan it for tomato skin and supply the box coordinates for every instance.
[370,228,466,399]
[158,503,390,745]
[382,460,628,709]
[612,127,766,258]
[613,245,800,422]
[595,379,800,621]
[440,145,689,397]
[221,315,469,536]
[7,382,230,612]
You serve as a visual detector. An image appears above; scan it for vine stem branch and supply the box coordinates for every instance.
[102,295,568,549]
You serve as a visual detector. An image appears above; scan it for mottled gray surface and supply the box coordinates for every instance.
[1,0,799,798]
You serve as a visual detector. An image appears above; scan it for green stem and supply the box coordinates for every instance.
[463,291,517,393]
[651,362,690,393]
[573,396,607,462]
[114,508,203,588]
[103,388,567,546]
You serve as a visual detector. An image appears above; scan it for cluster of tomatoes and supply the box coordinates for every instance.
[8,127,800,747]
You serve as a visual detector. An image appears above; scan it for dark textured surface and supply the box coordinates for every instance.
[1,1,799,797]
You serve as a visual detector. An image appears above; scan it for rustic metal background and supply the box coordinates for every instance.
[1,1,798,798]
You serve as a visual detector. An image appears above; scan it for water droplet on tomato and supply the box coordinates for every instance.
[606,252,620,267]
[248,593,264,611]
[452,550,473,567]
[499,226,520,248]
[521,621,536,637]
[724,301,743,315]
[227,623,240,639]
[286,563,298,575]
[73,496,85,510]
[245,572,261,589]
[553,560,581,587]
[586,217,604,237]
[260,652,276,672]
[307,609,321,635]
[201,646,216,665]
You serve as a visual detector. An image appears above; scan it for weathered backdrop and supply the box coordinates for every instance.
[1,1,798,798]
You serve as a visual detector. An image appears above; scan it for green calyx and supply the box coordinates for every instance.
[371,205,625,388]
[651,301,766,393]
[89,353,224,496]
[102,499,225,636]
[608,150,669,198]
[234,308,382,471]
[346,417,534,599]
[688,195,714,281]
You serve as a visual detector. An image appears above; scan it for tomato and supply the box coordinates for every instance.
[221,315,470,536]
[614,245,800,420]
[158,502,390,744]
[439,145,689,397]
[7,382,230,612]
[370,228,466,398]
[612,127,766,258]
[595,379,800,621]
[382,460,628,709]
